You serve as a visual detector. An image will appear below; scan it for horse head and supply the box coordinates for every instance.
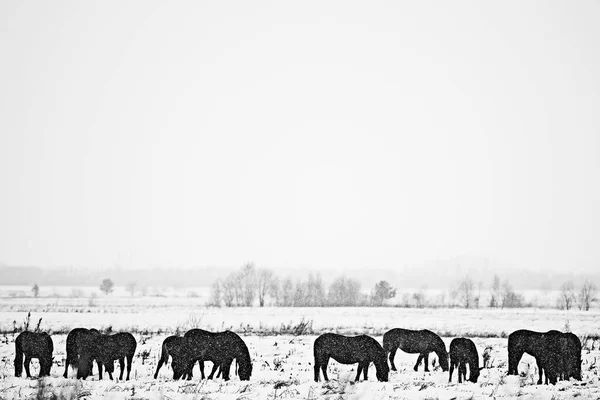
[375,354,390,382]
[238,360,253,381]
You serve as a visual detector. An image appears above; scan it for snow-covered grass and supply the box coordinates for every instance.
[0,334,599,399]
[1,295,599,398]
[1,304,599,339]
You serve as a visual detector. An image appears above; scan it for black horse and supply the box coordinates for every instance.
[560,333,582,381]
[449,338,482,383]
[507,329,565,385]
[63,327,100,378]
[383,328,449,372]
[313,333,389,382]
[154,335,183,379]
[14,331,54,378]
[172,329,252,381]
[77,332,137,380]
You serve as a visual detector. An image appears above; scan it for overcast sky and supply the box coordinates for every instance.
[1,1,599,273]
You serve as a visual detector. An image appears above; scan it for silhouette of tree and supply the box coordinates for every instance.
[100,278,114,295]
[371,281,397,306]
[458,276,474,308]
[31,283,39,298]
[256,268,273,307]
[126,282,137,297]
[558,281,576,310]
[578,279,597,311]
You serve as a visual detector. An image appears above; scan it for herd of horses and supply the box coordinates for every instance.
[13,328,582,386]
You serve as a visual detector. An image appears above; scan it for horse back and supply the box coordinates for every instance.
[508,329,545,357]
[385,328,441,354]
[450,338,478,367]
[315,333,381,364]
[16,331,53,357]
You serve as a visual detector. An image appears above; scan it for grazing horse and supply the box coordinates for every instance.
[449,338,482,383]
[507,329,564,385]
[313,333,389,382]
[77,332,137,380]
[14,331,54,378]
[63,328,100,378]
[172,330,252,381]
[154,335,183,379]
[383,329,449,372]
[560,333,582,381]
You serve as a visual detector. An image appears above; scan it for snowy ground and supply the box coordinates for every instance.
[0,295,599,399]
[0,333,599,400]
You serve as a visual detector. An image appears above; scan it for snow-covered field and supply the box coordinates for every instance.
[0,334,599,400]
[1,294,599,399]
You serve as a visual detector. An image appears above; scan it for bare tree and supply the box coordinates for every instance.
[413,290,426,308]
[222,275,235,307]
[100,278,114,295]
[489,275,501,308]
[501,280,524,308]
[126,282,137,297]
[31,283,39,298]
[458,276,474,308]
[269,276,281,306]
[371,281,397,306]
[578,279,597,311]
[558,281,576,310]
[474,281,483,308]
[293,280,307,306]
[328,276,361,306]
[241,263,257,306]
[307,274,326,306]
[232,270,244,306]
[209,279,222,307]
[282,277,294,307]
[256,268,273,307]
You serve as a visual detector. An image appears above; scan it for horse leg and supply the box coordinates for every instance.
[119,358,125,380]
[448,361,454,383]
[63,353,71,378]
[389,347,398,371]
[458,363,465,383]
[363,362,369,381]
[314,361,321,382]
[508,350,522,375]
[414,354,424,371]
[423,353,430,372]
[153,356,164,379]
[322,358,330,381]
[355,363,363,382]
[200,360,206,379]
[208,363,219,379]
[24,356,32,378]
[126,354,133,381]
[536,357,543,385]
[222,360,232,381]
[98,362,103,380]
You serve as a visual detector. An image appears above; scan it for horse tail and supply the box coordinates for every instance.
[154,339,171,379]
[14,335,23,377]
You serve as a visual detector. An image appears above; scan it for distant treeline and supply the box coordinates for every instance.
[0,265,226,288]
[209,263,396,307]
[209,264,598,310]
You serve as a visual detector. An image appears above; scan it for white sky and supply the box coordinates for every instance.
[1,1,599,272]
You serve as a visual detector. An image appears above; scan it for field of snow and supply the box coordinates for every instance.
[0,292,599,399]
[0,333,599,400]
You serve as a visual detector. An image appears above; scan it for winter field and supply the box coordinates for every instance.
[0,289,599,399]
